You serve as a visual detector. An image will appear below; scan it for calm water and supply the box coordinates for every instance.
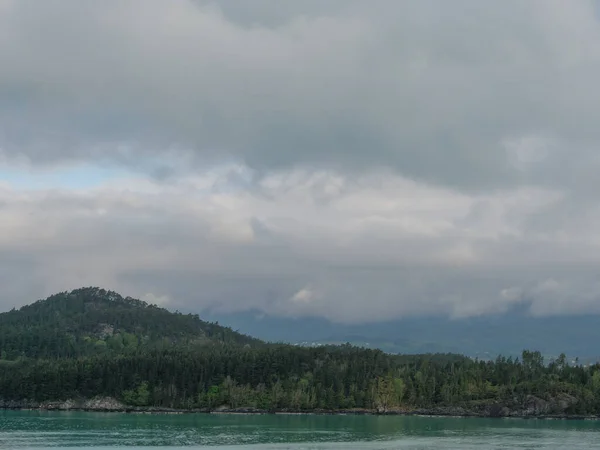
[1,410,600,449]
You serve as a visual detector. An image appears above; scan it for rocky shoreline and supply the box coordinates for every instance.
[1,394,599,420]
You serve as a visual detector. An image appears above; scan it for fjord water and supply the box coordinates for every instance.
[1,411,599,449]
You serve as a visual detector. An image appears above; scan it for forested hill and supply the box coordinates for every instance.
[3,288,600,417]
[0,287,260,359]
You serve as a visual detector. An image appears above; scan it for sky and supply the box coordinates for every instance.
[2,0,600,322]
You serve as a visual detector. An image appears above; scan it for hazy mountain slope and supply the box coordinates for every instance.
[202,309,600,361]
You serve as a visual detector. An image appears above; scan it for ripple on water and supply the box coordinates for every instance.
[1,411,600,449]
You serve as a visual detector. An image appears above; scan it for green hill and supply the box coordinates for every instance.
[0,287,260,359]
[1,288,599,417]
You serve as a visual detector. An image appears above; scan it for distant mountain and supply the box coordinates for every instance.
[0,287,260,359]
[202,309,600,362]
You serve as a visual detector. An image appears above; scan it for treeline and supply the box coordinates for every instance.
[2,345,600,414]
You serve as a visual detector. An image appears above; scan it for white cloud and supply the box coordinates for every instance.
[532,278,562,295]
[289,287,317,304]
[141,293,172,307]
[1,162,593,321]
[500,287,523,302]
[504,134,553,171]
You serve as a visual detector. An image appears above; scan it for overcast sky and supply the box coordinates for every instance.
[2,0,600,322]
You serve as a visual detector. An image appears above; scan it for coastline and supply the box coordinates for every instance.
[1,398,598,420]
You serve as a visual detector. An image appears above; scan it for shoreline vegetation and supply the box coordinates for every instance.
[1,398,600,421]
[3,289,600,422]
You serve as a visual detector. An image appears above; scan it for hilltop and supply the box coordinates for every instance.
[0,287,260,359]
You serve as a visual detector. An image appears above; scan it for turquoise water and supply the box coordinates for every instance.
[1,410,600,448]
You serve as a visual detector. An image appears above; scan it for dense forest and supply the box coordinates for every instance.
[0,288,259,360]
[1,288,600,416]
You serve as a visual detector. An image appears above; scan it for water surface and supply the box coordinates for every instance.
[1,410,599,449]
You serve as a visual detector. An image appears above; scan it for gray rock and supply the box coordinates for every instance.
[83,397,125,411]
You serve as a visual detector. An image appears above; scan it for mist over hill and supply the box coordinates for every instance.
[202,309,600,362]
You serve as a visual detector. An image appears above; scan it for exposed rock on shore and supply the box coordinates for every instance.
[0,397,126,411]
[0,393,594,419]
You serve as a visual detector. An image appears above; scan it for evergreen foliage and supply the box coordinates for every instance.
[0,287,259,359]
[1,288,599,414]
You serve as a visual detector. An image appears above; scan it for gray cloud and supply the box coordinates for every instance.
[2,0,600,190]
[2,1,600,322]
